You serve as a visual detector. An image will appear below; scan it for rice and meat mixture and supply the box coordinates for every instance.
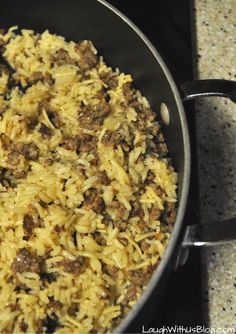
[0,27,177,333]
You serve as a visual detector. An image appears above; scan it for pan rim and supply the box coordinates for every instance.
[96,0,191,332]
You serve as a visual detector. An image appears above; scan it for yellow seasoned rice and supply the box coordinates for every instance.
[0,27,177,333]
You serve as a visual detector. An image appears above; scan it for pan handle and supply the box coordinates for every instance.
[174,218,236,269]
[180,79,236,103]
[174,82,236,268]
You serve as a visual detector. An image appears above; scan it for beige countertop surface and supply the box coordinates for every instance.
[194,0,236,329]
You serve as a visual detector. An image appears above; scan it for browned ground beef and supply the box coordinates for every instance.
[92,231,106,246]
[78,100,110,129]
[7,142,39,165]
[100,71,118,90]
[75,41,98,70]
[47,299,63,312]
[58,256,87,275]
[83,189,105,214]
[53,48,76,66]
[61,137,79,151]
[11,248,44,275]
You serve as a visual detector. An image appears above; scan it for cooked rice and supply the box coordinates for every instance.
[0,27,177,333]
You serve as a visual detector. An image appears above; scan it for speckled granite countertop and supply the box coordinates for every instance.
[194,0,236,329]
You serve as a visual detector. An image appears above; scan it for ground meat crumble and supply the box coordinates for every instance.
[11,248,44,275]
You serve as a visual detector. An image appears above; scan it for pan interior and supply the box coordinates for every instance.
[0,0,190,332]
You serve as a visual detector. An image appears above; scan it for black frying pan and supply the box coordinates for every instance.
[1,0,236,332]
